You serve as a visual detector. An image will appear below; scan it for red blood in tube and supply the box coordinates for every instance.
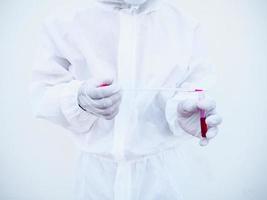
[200,117,208,138]
[196,88,208,138]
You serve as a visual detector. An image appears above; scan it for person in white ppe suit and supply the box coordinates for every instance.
[31,0,222,199]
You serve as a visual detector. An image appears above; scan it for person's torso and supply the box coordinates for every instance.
[43,1,198,158]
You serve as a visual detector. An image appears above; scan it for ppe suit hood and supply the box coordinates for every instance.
[95,0,162,14]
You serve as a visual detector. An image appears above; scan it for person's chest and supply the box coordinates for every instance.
[65,8,193,89]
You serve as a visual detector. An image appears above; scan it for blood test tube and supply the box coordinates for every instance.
[195,89,208,138]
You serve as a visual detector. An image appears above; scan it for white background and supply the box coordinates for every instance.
[0,0,267,199]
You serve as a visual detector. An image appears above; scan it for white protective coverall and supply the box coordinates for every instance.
[31,0,216,199]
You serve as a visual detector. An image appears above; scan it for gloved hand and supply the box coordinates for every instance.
[78,79,122,120]
[177,97,222,146]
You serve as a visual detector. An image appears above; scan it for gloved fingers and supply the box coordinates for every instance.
[80,92,121,117]
[197,98,216,114]
[103,107,120,120]
[79,100,101,115]
[78,95,91,111]
[84,104,108,116]
[205,127,218,139]
[78,95,106,115]
[92,92,122,109]
[206,114,222,128]
[101,100,121,116]
[177,99,198,116]
[199,139,209,146]
[87,83,121,99]
[87,98,121,116]
[206,107,217,116]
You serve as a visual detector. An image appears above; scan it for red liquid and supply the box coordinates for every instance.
[99,83,110,87]
[200,117,208,138]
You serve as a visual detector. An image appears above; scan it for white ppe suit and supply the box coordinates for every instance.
[31,0,215,199]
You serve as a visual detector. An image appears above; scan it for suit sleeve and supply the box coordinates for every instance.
[30,21,98,134]
[165,24,216,136]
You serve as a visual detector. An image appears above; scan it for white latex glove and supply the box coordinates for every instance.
[177,97,222,146]
[78,79,122,120]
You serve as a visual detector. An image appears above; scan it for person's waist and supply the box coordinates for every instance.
[77,141,183,164]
